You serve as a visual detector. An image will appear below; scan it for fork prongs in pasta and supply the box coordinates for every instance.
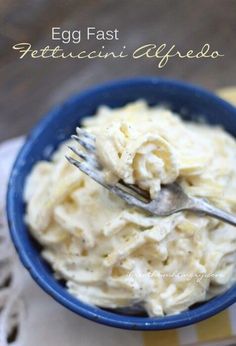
[71,127,96,151]
[76,127,150,200]
[67,127,150,207]
[76,127,95,140]
[67,145,99,167]
[71,134,95,152]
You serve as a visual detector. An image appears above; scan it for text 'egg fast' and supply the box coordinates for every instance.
[52,27,119,44]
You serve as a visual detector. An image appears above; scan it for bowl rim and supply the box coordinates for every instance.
[6,77,236,330]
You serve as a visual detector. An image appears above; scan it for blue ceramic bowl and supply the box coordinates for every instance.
[7,78,236,330]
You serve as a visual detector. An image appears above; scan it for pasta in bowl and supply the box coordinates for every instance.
[24,100,236,317]
[7,78,236,329]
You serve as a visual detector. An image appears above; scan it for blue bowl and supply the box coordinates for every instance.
[7,78,236,330]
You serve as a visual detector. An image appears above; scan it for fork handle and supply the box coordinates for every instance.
[190,198,236,227]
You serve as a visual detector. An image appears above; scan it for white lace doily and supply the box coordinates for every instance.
[0,138,25,346]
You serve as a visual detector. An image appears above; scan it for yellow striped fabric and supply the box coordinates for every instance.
[143,330,179,346]
[196,310,232,343]
[142,310,233,346]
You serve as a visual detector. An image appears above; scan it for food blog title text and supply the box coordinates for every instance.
[12,27,224,68]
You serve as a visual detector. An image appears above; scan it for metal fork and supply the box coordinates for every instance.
[66,127,236,226]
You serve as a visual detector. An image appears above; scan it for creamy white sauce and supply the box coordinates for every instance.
[24,101,236,316]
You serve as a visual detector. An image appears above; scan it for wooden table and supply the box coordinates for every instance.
[0,0,236,142]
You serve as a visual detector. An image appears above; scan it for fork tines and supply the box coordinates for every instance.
[66,127,150,209]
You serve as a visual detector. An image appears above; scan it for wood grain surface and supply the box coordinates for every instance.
[0,0,236,142]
